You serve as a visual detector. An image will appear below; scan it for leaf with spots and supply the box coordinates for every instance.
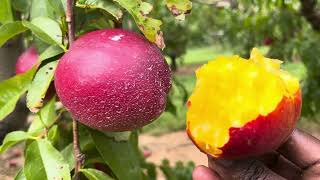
[26,61,58,112]
[165,0,192,20]
[112,0,165,49]
[61,143,75,171]
[76,0,123,20]
[28,97,57,136]
[24,139,71,180]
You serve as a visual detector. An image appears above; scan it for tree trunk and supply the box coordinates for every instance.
[170,55,177,72]
[0,39,28,143]
[300,0,320,31]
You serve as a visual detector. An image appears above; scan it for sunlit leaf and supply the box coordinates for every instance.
[0,22,28,47]
[26,61,58,112]
[113,0,165,48]
[80,168,113,180]
[61,143,75,170]
[14,169,26,180]
[23,17,66,50]
[24,139,71,180]
[165,0,192,20]
[39,45,64,61]
[0,0,13,24]
[76,0,123,20]
[0,131,35,153]
[0,68,36,121]
[28,97,57,136]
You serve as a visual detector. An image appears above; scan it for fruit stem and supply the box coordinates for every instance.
[72,119,84,179]
[66,0,84,179]
[66,0,75,46]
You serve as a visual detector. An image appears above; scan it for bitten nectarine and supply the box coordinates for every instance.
[55,29,171,131]
[187,48,301,159]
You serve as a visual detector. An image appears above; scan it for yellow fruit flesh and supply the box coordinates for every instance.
[187,48,299,157]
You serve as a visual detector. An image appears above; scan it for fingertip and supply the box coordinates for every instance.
[193,165,221,180]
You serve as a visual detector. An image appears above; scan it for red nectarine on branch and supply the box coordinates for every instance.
[55,29,171,132]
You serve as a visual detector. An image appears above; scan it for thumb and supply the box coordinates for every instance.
[193,165,221,180]
[208,156,285,180]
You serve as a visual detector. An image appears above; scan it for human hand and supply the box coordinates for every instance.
[192,129,320,180]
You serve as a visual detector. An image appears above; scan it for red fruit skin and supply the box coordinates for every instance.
[55,29,171,131]
[15,47,39,74]
[187,90,301,159]
[15,47,56,99]
[263,38,273,46]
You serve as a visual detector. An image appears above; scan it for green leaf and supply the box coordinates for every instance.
[0,68,36,121]
[24,139,71,180]
[14,169,26,180]
[80,168,114,180]
[61,143,75,170]
[77,0,123,20]
[89,129,142,180]
[48,0,66,17]
[28,97,57,135]
[11,0,31,12]
[103,131,131,141]
[26,61,58,112]
[39,45,64,61]
[113,0,165,49]
[0,0,13,24]
[30,0,56,20]
[23,17,66,50]
[47,125,59,144]
[0,131,35,153]
[0,22,28,47]
[165,0,192,20]
[79,124,95,151]
[159,159,178,180]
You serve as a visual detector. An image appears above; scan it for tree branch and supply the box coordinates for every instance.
[72,119,84,179]
[66,0,75,45]
[300,0,320,31]
[66,0,84,179]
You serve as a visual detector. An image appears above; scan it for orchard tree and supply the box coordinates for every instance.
[0,0,192,179]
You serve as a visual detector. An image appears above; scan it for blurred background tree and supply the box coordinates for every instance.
[144,0,320,134]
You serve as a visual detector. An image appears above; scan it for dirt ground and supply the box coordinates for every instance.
[0,131,206,180]
[0,130,319,179]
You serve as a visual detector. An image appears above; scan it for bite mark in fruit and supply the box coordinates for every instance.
[186,48,301,159]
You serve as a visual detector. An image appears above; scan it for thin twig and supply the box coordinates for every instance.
[37,110,65,138]
[72,118,84,180]
[66,0,75,45]
[66,0,84,179]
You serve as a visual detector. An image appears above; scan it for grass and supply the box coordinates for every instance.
[180,45,233,65]
[143,46,310,135]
